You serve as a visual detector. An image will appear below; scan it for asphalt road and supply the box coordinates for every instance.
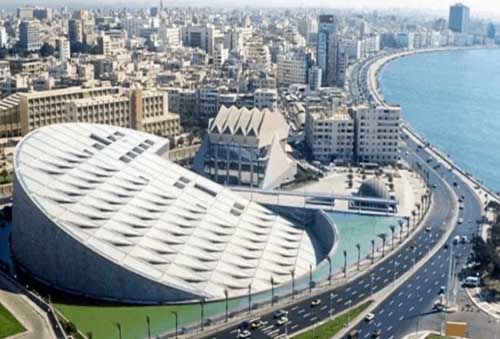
[202,133,463,339]
[349,133,485,339]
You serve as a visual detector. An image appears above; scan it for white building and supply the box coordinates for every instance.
[277,50,310,87]
[353,105,401,164]
[194,106,297,189]
[12,123,329,303]
[57,37,71,62]
[254,88,278,110]
[305,104,355,163]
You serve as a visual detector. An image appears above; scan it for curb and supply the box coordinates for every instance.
[465,287,500,320]
[332,148,460,339]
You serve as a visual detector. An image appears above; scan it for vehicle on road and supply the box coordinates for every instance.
[453,236,460,244]
[250,319,264,329]
[458,218,464,224]
[311,298,322,307]
[365,312,375,321]
[238,321,250,330]
[461,235,468,243]
[347,329,359,339]
[463,276,480,287]
[372,329,382,337]
[238,330,251,338]
[276,316,288,326]
[443,243,449,249]
[425,225,432,232]
[274,309,288,318]
[432,184,437,189]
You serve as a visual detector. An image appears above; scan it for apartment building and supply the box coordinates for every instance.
[305,103,355,163]
[352,105,401,164]
[276,50,311,87]
[0,87,181,139]
[305,103,401,164]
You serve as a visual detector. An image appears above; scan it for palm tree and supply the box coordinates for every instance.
[416,202,421,220]
[343,250,348,277]
[356,243,361,270]
[371,239,375,264]
[390,225,396,250]
[398,219,404,243]
[378,233,387,257]
[411,210,417,228]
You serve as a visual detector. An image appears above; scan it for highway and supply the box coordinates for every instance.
[349,133,484,339]
[201,134,462,339]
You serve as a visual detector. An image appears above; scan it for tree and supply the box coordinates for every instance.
[39,43,55,57]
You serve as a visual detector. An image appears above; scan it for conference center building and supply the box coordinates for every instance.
[11,123,334,303]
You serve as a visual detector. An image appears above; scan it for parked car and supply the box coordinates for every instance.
[274,309,288,319]
[365,313,375,322]
[276,316,288,326]
[311,298,322,307]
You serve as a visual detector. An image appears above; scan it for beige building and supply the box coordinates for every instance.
[0,86,181,139]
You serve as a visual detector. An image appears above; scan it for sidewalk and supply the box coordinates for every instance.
[466,287,500,320]
[0,273,55,339]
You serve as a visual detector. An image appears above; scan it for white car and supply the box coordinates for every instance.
[238,330,251,338]
[365,312,375,321]
[276,316,288,326]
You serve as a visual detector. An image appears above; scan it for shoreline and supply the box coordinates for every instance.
[365,45,500,202]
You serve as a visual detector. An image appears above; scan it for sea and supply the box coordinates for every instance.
[379,48,500,192]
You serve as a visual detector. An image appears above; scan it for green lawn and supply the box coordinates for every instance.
[0,302,25,338]
[426,335,455,339]
[294,301,372,339]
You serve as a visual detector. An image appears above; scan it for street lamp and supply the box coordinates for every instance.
[370,273,375,299]
[393,261,399,285]
[270,276,275,305]
[329,293,334,319]
[171,311,178,339]
[309,264,313,293]
[327,256,332,285]
[390,225,396,250]
[200,298,205,331]
[146,316,151,339]
[398,220,404,244]
[224,289,229,323]
[356,243,361,271]
[115,323,122,339]
[371,239,375,264]
[343,250,347,278]
[248,283,252,313]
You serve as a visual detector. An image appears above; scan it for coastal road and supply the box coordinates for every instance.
[348,133,484,339]
[199,135,459,339]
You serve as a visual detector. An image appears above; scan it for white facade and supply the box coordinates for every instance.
[12,123,323,302]
[353,105,401,164]
[277,50,310,87]
[305,105,355,163]
[254,89,278,110]
[57,37,71,62]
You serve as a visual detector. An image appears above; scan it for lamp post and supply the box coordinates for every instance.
[224,289,229,323]
[309,264,313,293]
[146,316,151,339]
[327,256,332,285]
[390,225,395,250]
[356,243,361,271]
[329,293,334,319]
[370,273,375,298]
[200,298,205,331]
[343,250,347,278]
[115,323,122,339]
[248,283,252,314]
[270,276,275,305]
[171,311,178,339]
[371,239,375,264]
[398,220,404,244]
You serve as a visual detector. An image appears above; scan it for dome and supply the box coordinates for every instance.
[358,178,390,199]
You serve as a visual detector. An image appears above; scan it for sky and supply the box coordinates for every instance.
[3,0,500,19]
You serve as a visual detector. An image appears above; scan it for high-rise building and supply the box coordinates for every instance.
[19,21,42,52]
[317,15,337,86]
[487,23,496,40]
[449,3,470,33]
[57,38,71,62]
[308,66,322,91]
[0,27,8,48]
[68,18,83,45]
[277,49,311,87]
[17,7,34,20]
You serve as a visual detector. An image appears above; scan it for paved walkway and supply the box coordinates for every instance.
[0,273,55,339]
[466,287,500,319]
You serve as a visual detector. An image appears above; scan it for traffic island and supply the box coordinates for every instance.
[292,301,372,339]
[0,302,25,339]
